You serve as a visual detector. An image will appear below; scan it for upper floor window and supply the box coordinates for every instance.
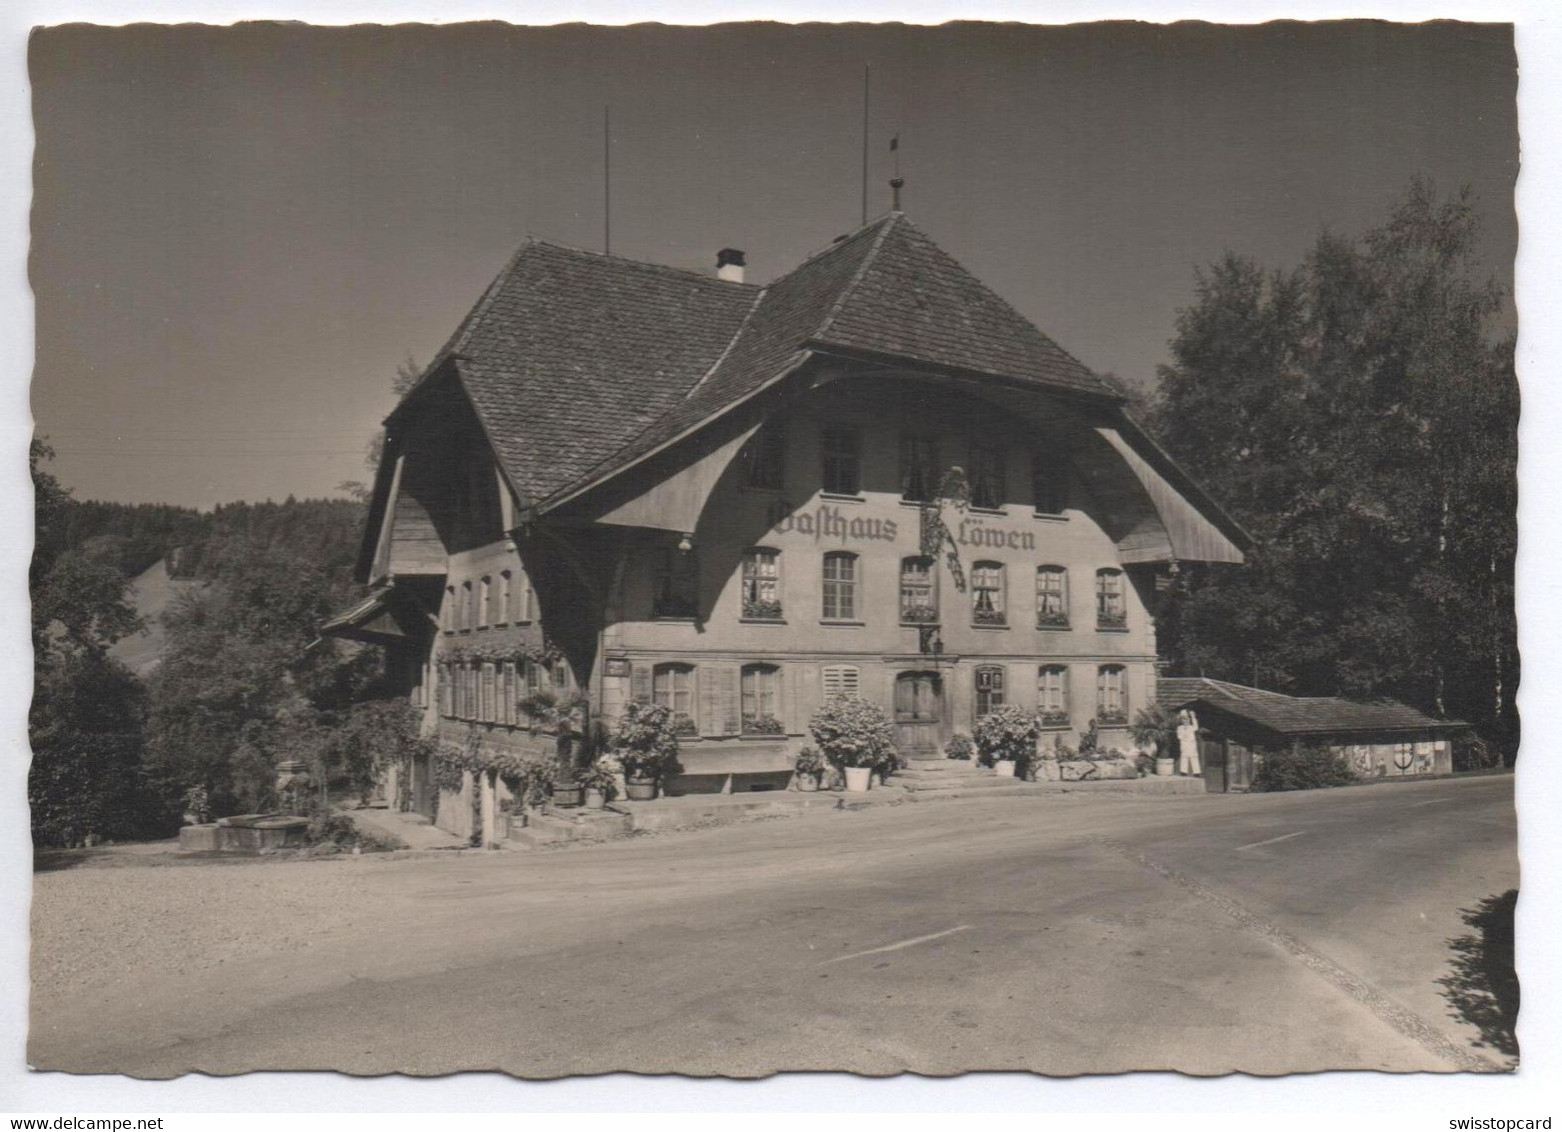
[969,444,1007,510]
[900,434,941,503]
[477,576,492,628]
[822,664,861,699]
[1038,665,1070,726]
[1096,568,1127,628]
[821,428,862,496]
[975,664,1006,718]
[652,663,697,734]
[743,421,786,491]
[741,548,782,620]
[653,545,699,619]
[496,571,512,625]
[480,662,496,722]
[972,561,1006,626]
[900,556,938,623]
[740,664,783,734]
[1036,566,1069,628]
[442,586,456,633]
[1096,664,1128,726]
[460,581,474,631]
[822,551,860,621]
[511,567,534,622]
[1032,451,1069,515]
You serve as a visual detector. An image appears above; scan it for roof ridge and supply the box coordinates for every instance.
[525,237,761,289]
[684,284,770,397]
[812,212,900,343]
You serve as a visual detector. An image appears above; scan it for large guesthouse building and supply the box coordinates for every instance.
[326,213,1248,828]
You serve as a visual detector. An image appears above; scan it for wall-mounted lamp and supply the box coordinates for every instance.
[677,533,694,553]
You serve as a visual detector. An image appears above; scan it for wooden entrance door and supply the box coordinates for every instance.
[1198,733,1227,793]
[894,671,943,760]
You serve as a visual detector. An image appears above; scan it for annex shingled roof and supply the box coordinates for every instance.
[1159,677,1465,736]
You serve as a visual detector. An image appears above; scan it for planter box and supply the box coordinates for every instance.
[1057,759,1137,782]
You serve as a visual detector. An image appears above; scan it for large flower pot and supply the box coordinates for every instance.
[583,787,608,810]
[995,759,1017,778]
[625,777,659,802]
[552,780,584,808]
[1155,757,1175,777]
[795,774,819,793]
[844,766,873,793]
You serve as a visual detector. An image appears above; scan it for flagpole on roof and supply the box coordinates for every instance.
[604,105,611,255]
[861,65,870,227]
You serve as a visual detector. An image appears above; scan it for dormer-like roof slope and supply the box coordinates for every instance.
[414,240,760,503]
[392,213,1124,509]
[1159,677,1467,736]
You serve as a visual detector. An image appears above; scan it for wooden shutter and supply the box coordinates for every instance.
[780,664,800,734]
[719,665,741,735]
[631,663,652,704]
[698,664,740,736]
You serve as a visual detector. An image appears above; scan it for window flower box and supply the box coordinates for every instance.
[973,608,1008,627]
[741,713,786,736]
[742,598,784,621]
[1036,610,1070,629]
[1095,711,1129,728]
[900,604,939,624]
[1039,709,1071,728]
[1096,611,1127,629]
[670,712,700,737]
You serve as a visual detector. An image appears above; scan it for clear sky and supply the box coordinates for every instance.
[28,20,1517,510]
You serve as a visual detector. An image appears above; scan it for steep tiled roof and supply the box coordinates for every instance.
[422,240,760,503]
[1159,677,1466,736]
[394,213,1125,508]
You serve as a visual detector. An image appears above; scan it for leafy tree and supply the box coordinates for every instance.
[1149,179,1518,756]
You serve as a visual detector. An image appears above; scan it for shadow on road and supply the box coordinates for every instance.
[1438,888,1519,1058]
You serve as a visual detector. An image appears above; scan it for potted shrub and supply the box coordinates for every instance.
[1128,705,1175,777]
[809,695,898,793]
[944,733,976,761]
[793,746,827,791]
[972,705,1041,778]
[577,761,617,810]
[609,701,681,800]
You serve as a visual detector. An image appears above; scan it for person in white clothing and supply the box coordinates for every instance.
[1176,709,1202,776]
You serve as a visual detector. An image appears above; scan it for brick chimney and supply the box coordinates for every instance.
[716,248,746,283]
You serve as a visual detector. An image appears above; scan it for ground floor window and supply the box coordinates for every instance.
[975,664,1006,718]
[653,663,697,733]
[741,663,782,733]
[1038,665,1069,725]
[1096,665,1127,725]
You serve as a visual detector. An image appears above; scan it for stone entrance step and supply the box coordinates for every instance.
[891,769,1033,793]
[509,807,632,848]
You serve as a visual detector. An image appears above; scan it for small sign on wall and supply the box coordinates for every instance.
[603,657,632,677]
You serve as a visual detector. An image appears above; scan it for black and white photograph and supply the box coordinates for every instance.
[6,4,1548,1112]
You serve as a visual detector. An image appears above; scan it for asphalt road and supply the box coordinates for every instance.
[29,774,1517,1078]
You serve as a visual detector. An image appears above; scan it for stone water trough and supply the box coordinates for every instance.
[177,813,310,853]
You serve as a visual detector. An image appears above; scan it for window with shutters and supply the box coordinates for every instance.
[900,434,941,503]
[972,561,1006,626]
[741,664,783,734]
[653,545,699,619]
[442,586,456,633]
[496,571,512,625]
[1096,665,1128,725]
[1096,568,1127,628]
[1038,665,1070,726]
[480,663,496,722]
[743,420,786,491]
[1032,450,1069,515]
[741,548,783,620]
[900,556,938,623]
[822,551,859,621]
[970,444,1007,510]
[975,665,1006,718]
[821,427,862,496]
[1036,566,1069,628]
[653,663,698,735]
[821,664,861,699]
